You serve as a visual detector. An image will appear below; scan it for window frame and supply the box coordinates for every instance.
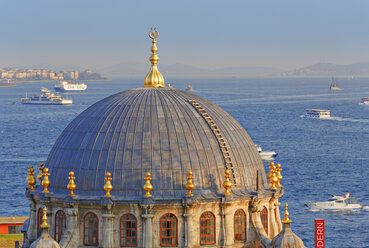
[200,211,216,245]
[37,208,43,238]
[260,206,268,235]
[54,210,66,243]
[83,212,99,246]
[160,213,178,247]
[234,209,247,242]
[120,213,137,247]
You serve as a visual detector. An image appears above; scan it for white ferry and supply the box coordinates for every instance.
[54,81,87,93]
[360,97,369,104]
[21,88,72,105]
[255,145,278,161]
[305,193,363,211]
[305,109,330,119]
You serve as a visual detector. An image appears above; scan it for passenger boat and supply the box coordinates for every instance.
[54,81,87,93]
[330,77,341,90]
[305,193,363,211]
[256,144,278,161]
[21,88,72,105]
[305,109,330,119]
[360,97,369,104]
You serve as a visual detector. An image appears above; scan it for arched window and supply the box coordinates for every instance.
[120,213,137,247]
[200,211,216,245]
[160,213,178,246]
[83,212,98,246]
[234,209,247,242]
[54,210,66,243]
[37,208,43,237]
[260,206,268,235]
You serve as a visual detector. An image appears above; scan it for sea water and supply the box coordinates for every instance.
[1,78,369,247]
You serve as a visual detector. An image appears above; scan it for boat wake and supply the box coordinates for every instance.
[301,115,369,123]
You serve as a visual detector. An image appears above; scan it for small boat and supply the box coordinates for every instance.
[256,144,278,161]
[54,81,87,93]
[305,109,330,119]
[360,97,369,105]
[168,84,174,88]
[186,84,193,91]
[305,193,363,211]
[21,88,72,105]
[330,77,341,90]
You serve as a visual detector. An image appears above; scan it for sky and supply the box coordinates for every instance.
[0,0,368,71]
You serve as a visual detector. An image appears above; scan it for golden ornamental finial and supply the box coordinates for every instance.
[281,202,292,223]
[40,207,50,228]
[223,170,232,195]
[67,171,76,196]
[37,163,44,185]
[104,172,113,197]
[143,172,153,197]
[185,171,195,197]
[267,162,274,185]
[41,168,50,193]
[276,163,283,187]
[144,27,165,88]
[27,165,36,191]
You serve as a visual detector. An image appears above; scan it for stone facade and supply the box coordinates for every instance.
[23,189,284,248]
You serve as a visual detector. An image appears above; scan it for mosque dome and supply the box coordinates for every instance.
[46,87,267,200]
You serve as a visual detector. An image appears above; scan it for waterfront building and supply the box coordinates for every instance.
[22,29,305,248]
[0,216,28,235]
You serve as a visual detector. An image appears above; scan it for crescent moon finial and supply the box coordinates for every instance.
[149,27,159,40]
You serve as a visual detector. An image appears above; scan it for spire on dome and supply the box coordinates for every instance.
[281,202,292,224]
[144,28,165,88]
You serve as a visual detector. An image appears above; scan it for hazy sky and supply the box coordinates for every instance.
[0,0,368,70]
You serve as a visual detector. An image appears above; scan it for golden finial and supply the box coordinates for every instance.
[67,171,76,196]
[27,165,36,191]
[223,170,232,195]
[104,172,113,197]
[40,207,50,228]
[41,168,50,193]
[267,162,274,185]
[37,163,44,185]
[144,27,165,88]
[185,171,195,196]
[276,163,283,187]
[281,202,292,223]
[143,172,153,197]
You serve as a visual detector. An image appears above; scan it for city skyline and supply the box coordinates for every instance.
[0,0,368,72]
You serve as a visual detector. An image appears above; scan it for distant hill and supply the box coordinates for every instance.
[283,62,369,77]
[99,62,284,78]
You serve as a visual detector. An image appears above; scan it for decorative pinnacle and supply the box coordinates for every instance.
[276,163,283,187]
[41,168,50,193]
[144,27,165,88]
[27,165,36,191]
[267,162,274,184]
[223,170,232,195]
[143,172,153,197]
[67,171,76,196]
[104,172,113,197]
[40,207,50,228]
[185,171,195,197]
[281,202,292,223]
[37,163,44,185]
[270,163,278,190]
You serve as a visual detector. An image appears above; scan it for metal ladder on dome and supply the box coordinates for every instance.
[188,99,237,186]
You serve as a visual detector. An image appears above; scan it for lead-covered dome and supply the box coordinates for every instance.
[46,87,267,200]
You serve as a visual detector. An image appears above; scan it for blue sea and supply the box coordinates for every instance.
[1,78,369,247]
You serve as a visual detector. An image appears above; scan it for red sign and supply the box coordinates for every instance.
[315,219,325,248]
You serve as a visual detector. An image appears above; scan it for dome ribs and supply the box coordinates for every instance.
[188,99,237,186]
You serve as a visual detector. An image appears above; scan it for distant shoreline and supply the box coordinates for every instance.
[0,79,111,84]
